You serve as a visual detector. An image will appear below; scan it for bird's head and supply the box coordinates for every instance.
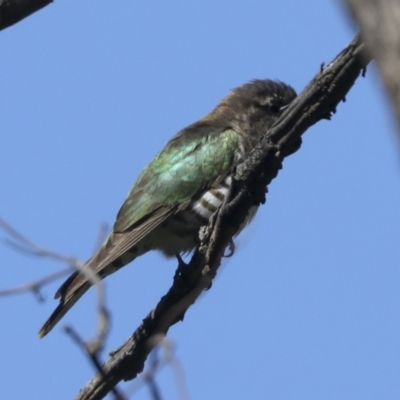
[215,79,297,143]
[169,79,297,152]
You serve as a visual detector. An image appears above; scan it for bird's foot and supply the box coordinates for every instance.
[175,253,188,268]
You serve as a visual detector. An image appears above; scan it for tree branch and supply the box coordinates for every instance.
[0,0,52,31]
[74,35,371,400]
[343,0,400,135]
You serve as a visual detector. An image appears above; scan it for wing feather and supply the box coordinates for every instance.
[58,206,177,301]
[114,127,239,232]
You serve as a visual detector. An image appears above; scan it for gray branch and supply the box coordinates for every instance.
[74,35,371,400]
[343,0,400,135]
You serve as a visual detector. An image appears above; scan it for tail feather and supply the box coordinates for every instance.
[38,283,90,338]
[38,230,147,338]
[54,270,80,299]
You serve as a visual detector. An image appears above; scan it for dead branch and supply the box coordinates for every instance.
[0,0,52,31]
[74,35,371,400]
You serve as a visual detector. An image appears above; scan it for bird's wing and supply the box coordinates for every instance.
[60,128,239,297]
[114,127,239,232]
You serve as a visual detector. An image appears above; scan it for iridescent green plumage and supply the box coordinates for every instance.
[39,79,297,337]
[115,128,239,231]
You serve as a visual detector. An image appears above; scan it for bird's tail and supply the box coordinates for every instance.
[38,275,90,338]
[38,229,145,338]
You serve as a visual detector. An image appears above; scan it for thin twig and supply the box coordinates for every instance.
[145,376,163,400]
[125,336,189,400]
[0,217,111,355]
[0,217,84,269]
[159,338,191,400]
[0,267,72,301]
[64,326,126,400]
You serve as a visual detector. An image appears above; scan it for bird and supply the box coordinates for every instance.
[38,79,297,338]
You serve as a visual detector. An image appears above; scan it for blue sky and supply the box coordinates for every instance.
[1,1,400,399]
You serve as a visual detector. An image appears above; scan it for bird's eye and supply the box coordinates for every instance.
[269,104,281,114]
[257,98,284,114]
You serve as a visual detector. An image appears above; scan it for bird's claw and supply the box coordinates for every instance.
[175,253,188,268]
[223,239,235,257]
[174,253,191,284]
